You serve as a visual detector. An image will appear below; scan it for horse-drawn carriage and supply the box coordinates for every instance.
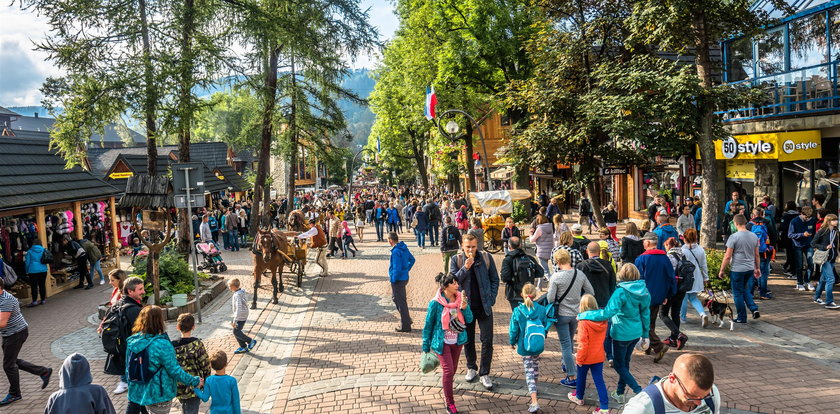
[468,190,532,254]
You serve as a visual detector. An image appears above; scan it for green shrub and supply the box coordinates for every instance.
[512,200,528,224]
[130,245,210,302]
[705,249,730,291]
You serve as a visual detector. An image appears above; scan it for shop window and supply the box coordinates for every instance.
[756,28,785,76]
[727,36,755,81]
[830,8,840,60]
[789,12,827,70]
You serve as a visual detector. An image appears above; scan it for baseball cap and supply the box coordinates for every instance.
[642,232,658,242]
[571,223,582,232]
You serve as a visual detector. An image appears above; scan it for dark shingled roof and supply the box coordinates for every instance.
[171,142,228,168]
[0,106,21,117]
[0,137,121,211]
[88,145,178,179]
[213,165,248,192]
[105,154,173,193]
[199,162,229,193]
[6,115,146,146]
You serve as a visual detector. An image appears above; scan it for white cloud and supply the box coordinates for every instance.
[0,5,63,106]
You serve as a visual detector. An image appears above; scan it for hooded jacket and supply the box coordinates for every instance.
[634,249,676,305]
[575,319,608,365]
[578,280,651,341]
[652,224,679,250]
[45,353,115,414]
[788,215,816,248]
[500,248,538,302]
[529,223,554,260]
[620,235,644,264]
[81,239,102,262]
[421,295,474,354]
[508,302,549,356]
[125,333,200,406]
[576,258,616,308]
[389,241,415,283]
[172,337,211,401]
[25,243,49,274]
[413,210,429,232]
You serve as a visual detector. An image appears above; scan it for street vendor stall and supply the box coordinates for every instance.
[468,190,531,253]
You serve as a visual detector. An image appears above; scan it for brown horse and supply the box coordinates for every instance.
[286,209,307,232]
[252,228,293,309]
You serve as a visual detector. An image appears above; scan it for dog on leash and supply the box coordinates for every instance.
[704,295,735,331]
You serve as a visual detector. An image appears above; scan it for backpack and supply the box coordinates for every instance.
[513,255,541,291]
[750,221,771,253]
[40,248,54,264]
[621,237,644,263]
[670,251,696,293]
[643,383,715,414]
[1,260,18,288]
[127,346,160,385]
[100,304,128,355]
[522,314,546,354]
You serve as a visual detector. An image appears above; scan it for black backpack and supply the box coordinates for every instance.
[670,251,696,293]
[101,304,129,355]
[513,255,541,291]
[621,237,644,263]
[40,248,54,265]
[127,346,160,386]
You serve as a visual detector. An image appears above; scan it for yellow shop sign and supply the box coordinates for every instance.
[109,171,134,179]
[711,130,821,161]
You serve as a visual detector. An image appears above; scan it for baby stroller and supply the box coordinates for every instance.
[195,241,227,273]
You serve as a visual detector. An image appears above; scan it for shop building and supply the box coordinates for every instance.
[0,137,122,300]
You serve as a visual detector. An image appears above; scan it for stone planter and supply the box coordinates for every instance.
[98,279,228,321]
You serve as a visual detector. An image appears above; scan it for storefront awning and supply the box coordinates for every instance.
[699,130,822,162]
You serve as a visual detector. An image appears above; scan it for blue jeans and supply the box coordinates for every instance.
[427,223,439,246]
[415,229,426,248]
[749,256,771,297]
[680,292,707,320]
[375,221,385,241]
[793,246,814,285]
[89,259,103,283]
[730,270,758,322]
[538,258,551,278]
[814,261,835,304]
[555,315,578,377]
[229,229,240,251]
[612,338,641,395]
[233,320,252,348]
[222,231,230,249]
[575,362,609,410]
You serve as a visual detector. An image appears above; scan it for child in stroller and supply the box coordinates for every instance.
[196,241,227,273]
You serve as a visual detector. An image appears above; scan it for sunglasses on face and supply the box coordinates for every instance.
[672,373,713,403]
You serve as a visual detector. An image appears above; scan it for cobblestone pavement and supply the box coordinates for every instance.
[3,227,840,413]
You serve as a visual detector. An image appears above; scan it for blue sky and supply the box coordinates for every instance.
[0,0,398,107]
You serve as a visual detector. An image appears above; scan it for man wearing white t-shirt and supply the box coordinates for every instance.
[623,354,720,414]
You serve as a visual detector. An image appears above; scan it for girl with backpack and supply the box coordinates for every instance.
[568,294,609,413]
[620,222,644,264]
[661,237,688,350]
[422,273,473,414]
[508,283,549,413]
[125,306,203,414]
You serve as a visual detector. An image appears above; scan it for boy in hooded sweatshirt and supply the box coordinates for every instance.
[44,353,115,414]
[509,283,549,413]
[568,294,609,413]
[653,214,679,250]
[172,314,211,414]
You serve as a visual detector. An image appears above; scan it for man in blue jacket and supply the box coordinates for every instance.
[389,232,415,333]
[788,206,817,291]
[635,232,676,364]
[653,214,679,250]
[450,233,500,390]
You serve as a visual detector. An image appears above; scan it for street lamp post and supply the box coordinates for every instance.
[347,147,374,215]
[437,109,493,192]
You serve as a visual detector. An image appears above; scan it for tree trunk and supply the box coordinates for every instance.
[692,11,719,249]
[251,44,279,238]
[409,130,430,189]
[464,123,476,192]
[585,179,605,229]
[286,54,298,208]
[177,0,196,256]
[139,0,158,177]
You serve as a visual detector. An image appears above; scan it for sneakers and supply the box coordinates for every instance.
[479,375,493,390]
[662,338,677,348]
[752,310,761,320]
[234,347,248,354]
[464,368,478,382]
[528,402,541,413]
[248,339,258,350]
[676,333,688,350]
[560,377,577,388]
[653,346,668,363]
[26,301,40,308]
[447,403,458,414]
[593,409,610,414]
[796,284,805,291]
[568,392,584,405]
[825,302,840,310]
[113,381,128,395]
[806,283,815,291]
[610,390,625,404]
[0,394,21,406]
[100,278,106,285]
[701,314,709,329]
[814,298,825,305]
[40,368,52,389]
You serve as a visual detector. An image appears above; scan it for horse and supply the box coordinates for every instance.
[251,227,294,309]
[286,209,307,232]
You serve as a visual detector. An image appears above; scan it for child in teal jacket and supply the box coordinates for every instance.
[509,283,550,413]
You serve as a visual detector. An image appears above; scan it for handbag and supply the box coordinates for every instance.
[813,231,835,266]
[419,352,440,374]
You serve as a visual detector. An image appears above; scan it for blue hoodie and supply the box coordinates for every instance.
[25,244,48,274]
[578,280,651,341]
[509,302,550,356]
[125,333,200,406]
[389,241,415,283]
[788,215,816,248]
[634,249,676,305]
[653,224,679,250]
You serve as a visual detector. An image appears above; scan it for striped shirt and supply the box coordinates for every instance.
[232,289,249,322]
[0,290,27,337]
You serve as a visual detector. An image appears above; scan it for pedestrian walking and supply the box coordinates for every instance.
[529,214,554,278]
[746,207,775,300]
[456,205,470,236]
[620,222,645,265]
[413,202,429,248]
[125,306,203,414]
[24,239,50,307]
[450,233,499,390]
[421,272,473,414]
[508,283,549,413]
[226,209,240,252]
[172,314,211,414]
[424,198,442,247]
[192,351,241,414]
[676,205,696,239]
[653,214,679,250]
[718,214,761,323]
[101,276,144,395]
[623,354,720,414]
[578,263,651,404]
[389,232,415,332]
[374,202,387,242]
[788,206,816,291]
[579,192,594,234]
[811,214,840,309]
[355,205,366,241]
[228,279,257,354]
[635,232,675,363]
[387,203,401,234]
[296,218,328,277]
[547,248,594,388]
[601,203,619,241]
[327,211,342,258]
[662,237,688,350]
[680,229,710,326]
[81,238,105,285]
[467,217,485,252]
[500,237,541,310]
[44,353,115,414]
[0,280,53,406]
[440,216,461,273]
[567,294,609,414]
[503,217,521,254]
[340,218,357,258]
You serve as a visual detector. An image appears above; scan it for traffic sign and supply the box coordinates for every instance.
[172,162,205,196]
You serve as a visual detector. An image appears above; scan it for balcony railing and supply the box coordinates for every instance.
[716,61,840,122]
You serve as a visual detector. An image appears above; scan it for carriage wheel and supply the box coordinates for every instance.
[484,227,502,254]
